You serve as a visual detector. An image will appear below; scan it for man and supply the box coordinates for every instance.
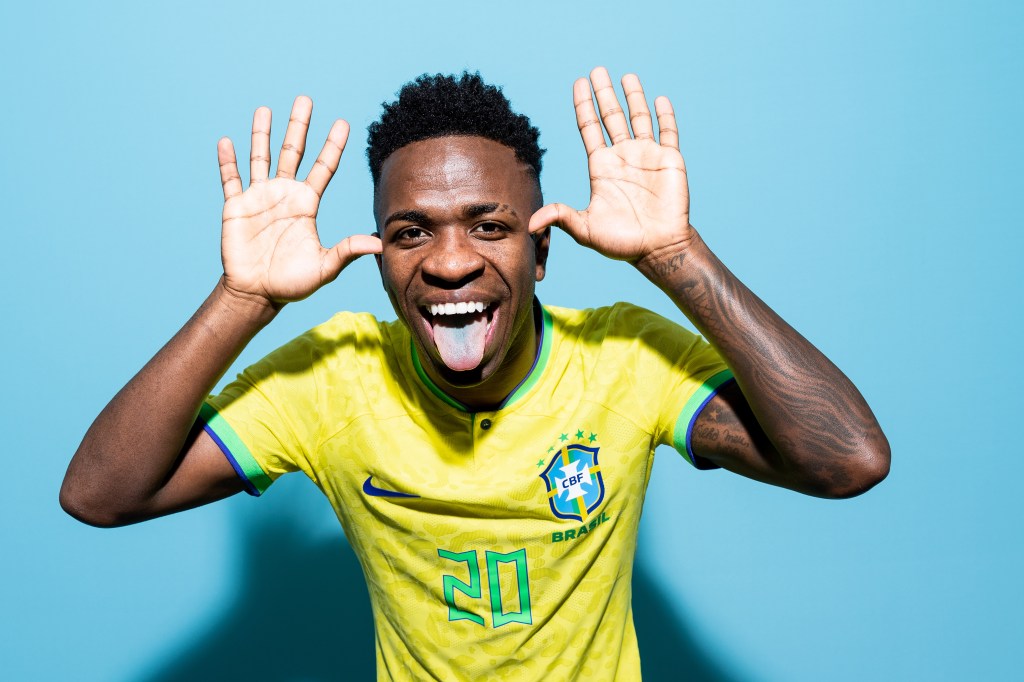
[61,68,889,680]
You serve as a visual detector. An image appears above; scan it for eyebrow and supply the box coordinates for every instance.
[466,202,510,218]
[383,202,518,231]
[383,210,431,230]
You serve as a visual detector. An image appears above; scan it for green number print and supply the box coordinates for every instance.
[437,549,484,626]
[486,549,532,627]
[438,548,533,627]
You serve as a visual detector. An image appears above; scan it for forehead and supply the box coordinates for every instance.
[374,136,538,223]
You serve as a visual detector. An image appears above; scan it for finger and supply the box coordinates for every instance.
[654,96,680,151]
[321,233,383,284]
[590,66,631,145]
[621,74,654,140]
[218,137,243,200]
[277,95,312,180]
[305,119,350,198]
[530,203,588,243]
[250,106,272,185]
[573,78,606,157]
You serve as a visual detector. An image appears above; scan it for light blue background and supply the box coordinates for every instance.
[3,1,1021,680]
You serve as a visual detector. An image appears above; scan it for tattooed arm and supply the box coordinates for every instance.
[530,68,889,497]
[637,232,889,497]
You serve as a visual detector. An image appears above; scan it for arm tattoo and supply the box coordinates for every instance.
[654,238,889,497]
[648,251,686,279]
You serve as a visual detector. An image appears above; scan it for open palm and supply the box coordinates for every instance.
[217,97,381,306]
[530,69,693,264]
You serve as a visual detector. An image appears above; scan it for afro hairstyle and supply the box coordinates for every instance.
[366,72,544,188]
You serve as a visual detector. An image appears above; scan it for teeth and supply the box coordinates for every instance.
[427,301,487,316]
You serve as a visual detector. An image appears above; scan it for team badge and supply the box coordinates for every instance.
[539,442,605,522]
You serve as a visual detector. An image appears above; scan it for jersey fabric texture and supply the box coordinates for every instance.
[199,301,732,681]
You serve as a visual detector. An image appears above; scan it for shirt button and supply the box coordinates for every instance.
[480,418,492,430]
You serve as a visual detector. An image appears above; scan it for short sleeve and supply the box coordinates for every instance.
[599,303,734,470]
[198,332,325,496]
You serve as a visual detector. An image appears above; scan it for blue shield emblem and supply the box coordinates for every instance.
[540,444,605,522]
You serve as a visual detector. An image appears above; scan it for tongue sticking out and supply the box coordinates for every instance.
[432,312,488,372]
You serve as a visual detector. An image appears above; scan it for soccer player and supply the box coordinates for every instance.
[61,68,889,680]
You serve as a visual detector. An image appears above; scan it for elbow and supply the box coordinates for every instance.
[59,477,130,529]
[61,441,142,528]
[820,434,891,500]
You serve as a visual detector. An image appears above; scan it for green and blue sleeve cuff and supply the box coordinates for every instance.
[672,369,735,470]
[198,402,273,496]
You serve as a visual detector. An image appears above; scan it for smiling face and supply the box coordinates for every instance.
[375,136,549,407]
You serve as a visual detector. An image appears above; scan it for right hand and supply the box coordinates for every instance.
[217,96,382,307]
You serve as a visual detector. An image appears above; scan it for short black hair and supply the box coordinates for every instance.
[366,72,544,187]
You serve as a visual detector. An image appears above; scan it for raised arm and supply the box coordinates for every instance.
[60,97,381,526]
[529,68,889,498]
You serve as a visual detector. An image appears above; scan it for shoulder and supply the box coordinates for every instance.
[249,311,404,377]
[544,301,695,343]
[306,310,392,346]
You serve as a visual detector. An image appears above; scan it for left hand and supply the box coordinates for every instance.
[529,67,694,264]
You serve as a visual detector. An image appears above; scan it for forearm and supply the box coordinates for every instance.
[61,278,278,521]
[637,230,890,494]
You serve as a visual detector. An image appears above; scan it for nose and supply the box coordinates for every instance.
[421,229,485,285]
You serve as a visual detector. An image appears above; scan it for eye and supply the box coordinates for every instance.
[395,226,429,243]
[472,221,507,239]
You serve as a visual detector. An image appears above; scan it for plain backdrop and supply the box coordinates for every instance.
[2,1,1021,680]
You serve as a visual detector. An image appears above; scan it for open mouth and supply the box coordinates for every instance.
[420,301,497,372]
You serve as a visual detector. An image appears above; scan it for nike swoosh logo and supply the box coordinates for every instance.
[362,475,420,499]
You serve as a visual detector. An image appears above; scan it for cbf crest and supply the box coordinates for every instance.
[539,438,606,522]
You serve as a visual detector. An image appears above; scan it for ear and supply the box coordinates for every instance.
[533,227,551,282]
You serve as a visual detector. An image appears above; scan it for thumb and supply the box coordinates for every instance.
[530,203,588,242]
[321,233,383,284]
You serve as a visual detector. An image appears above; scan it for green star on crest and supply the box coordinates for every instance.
[536,459,545,467]
[575,429,584,439]
[559,433,568,442]
[588,432,598,443]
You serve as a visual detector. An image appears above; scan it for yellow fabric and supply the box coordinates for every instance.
[203,302,728,681]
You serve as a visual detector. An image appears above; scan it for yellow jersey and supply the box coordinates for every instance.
[200,301,732,681]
